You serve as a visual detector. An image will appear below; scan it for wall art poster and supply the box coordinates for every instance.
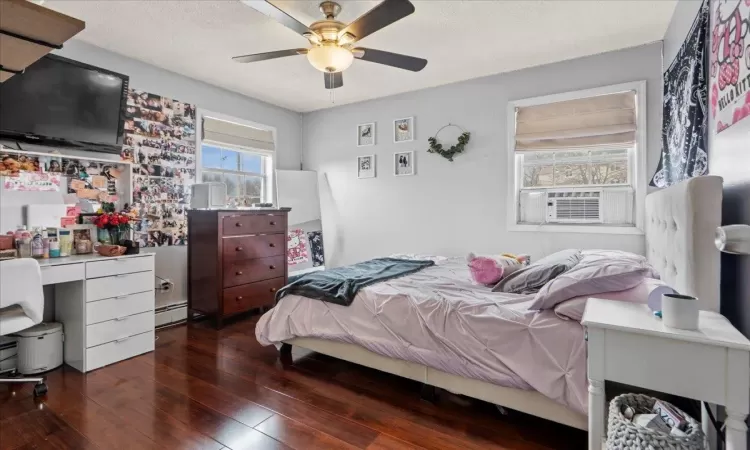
[711,0,750,133]
[306,230,325,267]
[650,0,710,187]
[287,229,309,266]
[3,172,61,192]
[122,89,196,247]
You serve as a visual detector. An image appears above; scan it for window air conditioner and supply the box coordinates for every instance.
[546,191,602,223]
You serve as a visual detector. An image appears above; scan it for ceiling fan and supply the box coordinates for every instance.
[234,0,427,89]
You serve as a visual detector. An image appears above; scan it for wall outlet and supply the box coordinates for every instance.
[158,278,174,293]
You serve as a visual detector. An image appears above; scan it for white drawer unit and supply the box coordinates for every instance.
[85,331,155,372]
[45,253,156,373]
[86,291,154,325]
[86,311,155,348]
[85,270,153,302]
[86,255,154,279]
[41,263,86,286]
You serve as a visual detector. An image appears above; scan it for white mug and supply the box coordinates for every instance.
[661,293,699,330]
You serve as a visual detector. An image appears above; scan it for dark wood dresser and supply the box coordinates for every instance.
[187,208,290,329]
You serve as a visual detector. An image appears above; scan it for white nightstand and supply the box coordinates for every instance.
[582,299,750,450]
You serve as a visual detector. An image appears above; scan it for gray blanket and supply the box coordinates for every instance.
[276,257,435,306]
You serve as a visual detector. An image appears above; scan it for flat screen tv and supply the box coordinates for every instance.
[0,54,129,154]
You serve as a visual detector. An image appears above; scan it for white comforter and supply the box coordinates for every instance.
[256,256,588,414]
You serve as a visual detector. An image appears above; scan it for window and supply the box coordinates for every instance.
[522,148,630,188]
[507,81,647,234]
[198,114,275,206]
[200,144,271,206]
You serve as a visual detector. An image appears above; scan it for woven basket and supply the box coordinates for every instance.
[606,394,705,450]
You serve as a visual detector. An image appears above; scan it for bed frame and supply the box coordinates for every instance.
[280,176,724,430]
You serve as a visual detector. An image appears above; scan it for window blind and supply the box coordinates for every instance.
[202,117,275,151]
[514,91,636,152]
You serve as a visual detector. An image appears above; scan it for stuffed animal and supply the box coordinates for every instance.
[466,253,529,285]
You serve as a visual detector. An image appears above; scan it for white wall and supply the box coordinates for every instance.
[52,40,303,308]
[302,43,663,267]
[662,0,704,66]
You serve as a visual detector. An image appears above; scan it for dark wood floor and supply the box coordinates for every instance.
[0,315,586,450]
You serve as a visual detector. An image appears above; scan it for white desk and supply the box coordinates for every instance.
[583,299,750,450]
[39,253,156,373]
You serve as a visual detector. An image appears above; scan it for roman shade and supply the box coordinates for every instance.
[202,117,275,151]
[514,91,636,152]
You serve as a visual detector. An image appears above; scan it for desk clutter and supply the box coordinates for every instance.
[2,202,139,261]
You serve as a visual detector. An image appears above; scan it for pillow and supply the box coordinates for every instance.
[467,253,526,285]
[553,278,667,321]
[492,249,581,294]
[466,253,506,285]
[578,250,659,278]
[530,253,653,310]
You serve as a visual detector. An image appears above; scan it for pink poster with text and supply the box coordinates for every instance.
[711,0,750,133]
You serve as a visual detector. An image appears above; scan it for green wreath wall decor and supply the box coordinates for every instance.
[427,124,470,162]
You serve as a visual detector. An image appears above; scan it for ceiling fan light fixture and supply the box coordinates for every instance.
[338,32,356,46]
[307,45,353,73]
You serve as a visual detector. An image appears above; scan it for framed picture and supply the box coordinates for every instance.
[65,224,97,254]
[394,151,415,176]
[357,155,376,179]
[357,122,375,147]
[394,117,414,143]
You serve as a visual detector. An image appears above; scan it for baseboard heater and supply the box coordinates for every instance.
[155,302,188,330]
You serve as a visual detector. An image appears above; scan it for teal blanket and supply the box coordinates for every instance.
[277,258,435,306]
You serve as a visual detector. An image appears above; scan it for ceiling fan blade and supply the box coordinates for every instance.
[232,49,307,63]
[354,48,427,72]
[340,0,415,43]
[324,72,343,89]
[241,1,311,36]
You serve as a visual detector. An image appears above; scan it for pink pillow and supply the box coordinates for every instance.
[467,253,505,285]
[554,278,666,321]
[466,253,525,285]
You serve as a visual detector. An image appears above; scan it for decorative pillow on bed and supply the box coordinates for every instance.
[466,253,526,285]
[553,278,667,321]
[492,249,581,294]
[530,251,655,310]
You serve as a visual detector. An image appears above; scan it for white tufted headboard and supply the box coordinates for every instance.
[645,175,723,312]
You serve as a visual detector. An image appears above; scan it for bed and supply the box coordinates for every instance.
[255,175,723,430]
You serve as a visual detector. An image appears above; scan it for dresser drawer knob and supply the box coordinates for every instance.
[236,271,243,275]
[270,287,277,293]
[269,265,276,270]
[269,243,275,248]
[236,246,243,251]
[270,221,276,226]
[235,222,242,227]
[236,296,243,301]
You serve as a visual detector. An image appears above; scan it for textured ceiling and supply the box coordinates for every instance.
[46,0,677,112]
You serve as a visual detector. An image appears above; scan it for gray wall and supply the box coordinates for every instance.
[662,0,703,66]
[712,122,750,340]
[52,40,303,308]
[302,43,663,267]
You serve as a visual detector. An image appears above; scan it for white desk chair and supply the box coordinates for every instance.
[0,258,49,397]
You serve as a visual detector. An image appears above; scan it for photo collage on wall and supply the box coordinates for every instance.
[121,89,196,247]
[1,150,125,201]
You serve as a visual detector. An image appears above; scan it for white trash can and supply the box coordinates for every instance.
[15,322,63,375]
